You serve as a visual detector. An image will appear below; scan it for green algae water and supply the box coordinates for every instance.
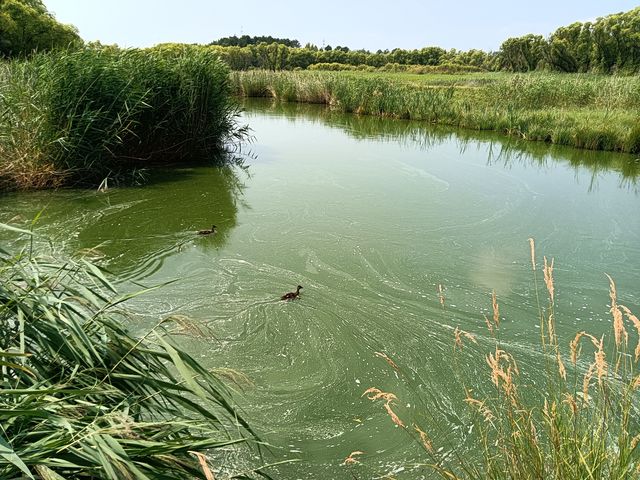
[1,99,639,478]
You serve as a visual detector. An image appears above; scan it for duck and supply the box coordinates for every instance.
[197,225,217,235]
[281,285,303,301]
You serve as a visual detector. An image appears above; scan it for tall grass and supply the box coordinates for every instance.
[356,239,640,479]
[0,224,268,478]
[0,45,246,191]
[232,70,640,153]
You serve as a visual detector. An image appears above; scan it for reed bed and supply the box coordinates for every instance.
[0,45,245,191]
[232,70,640,153]
[355,239,640,479]
[0,224,267,478]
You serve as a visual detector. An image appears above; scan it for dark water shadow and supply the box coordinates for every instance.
[0,162,249,282]
[244,98,640,193]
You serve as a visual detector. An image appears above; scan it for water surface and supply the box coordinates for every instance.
[2,100,639,478]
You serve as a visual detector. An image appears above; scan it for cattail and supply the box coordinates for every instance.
[631,434,640,450]
[492,290,500,327]
[343,451,364,465]
[414,425,434,453]
[632,375,640,390]
[528,238,536,271]
[606,274,628,347]
[543,256,555,303]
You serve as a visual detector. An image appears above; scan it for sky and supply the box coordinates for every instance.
[43,1,639,52]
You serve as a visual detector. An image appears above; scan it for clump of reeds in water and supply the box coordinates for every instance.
[356,238,640,479]
[0,224,266,478]
[0,44,246,190]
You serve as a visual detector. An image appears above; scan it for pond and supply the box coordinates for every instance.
[1,99,639,478]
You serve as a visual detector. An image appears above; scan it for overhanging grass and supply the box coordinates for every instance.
[0,224,267,479]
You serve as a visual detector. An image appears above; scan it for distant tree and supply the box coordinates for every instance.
[499,34,547,71]
[210,35,300,48]
[254,42,289,70]
[0,0,81,57]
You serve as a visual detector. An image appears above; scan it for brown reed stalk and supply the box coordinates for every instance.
[556,351,567,380]
[484,314,495,336]
[543,256,555,304]
[606,273,628,348]
[620,304,640,360]
[362,388,405,428]
[343,451,364,465]
[374,351,400,371]
[414,424,435,453]
[454,327,477,351]
[582,363,596,404]
[491,291,500,328]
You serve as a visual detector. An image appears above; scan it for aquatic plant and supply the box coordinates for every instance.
[232,70,640,153]
[0,45,246,190]
[355,239,640,479]
[0,224,267,478]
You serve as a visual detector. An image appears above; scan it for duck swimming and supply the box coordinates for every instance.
[197,225,217,235]
[281,285,303,301]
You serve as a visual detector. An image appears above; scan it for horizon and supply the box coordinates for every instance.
[43,1,639,53]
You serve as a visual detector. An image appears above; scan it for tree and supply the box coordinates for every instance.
[0,0,81,57]
[499,34,547,71]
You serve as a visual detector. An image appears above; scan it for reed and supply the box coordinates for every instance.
[0,45,246,191]
[0,224,267,478]
[357,239,640,479]
[232,70,640,153]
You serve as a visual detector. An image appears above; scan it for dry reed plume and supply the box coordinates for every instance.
[413,424,435,453]
[359,240,640,479]
[543,256,555,304]
[454,327,478,351]
[362,387,405,428]
[343,451,365,465]
[375,351,400,371]
[606,273,628,347]
[491,290,500,328]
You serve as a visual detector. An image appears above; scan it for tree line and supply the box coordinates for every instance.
[209,8,640,74]
[1,1,638,75]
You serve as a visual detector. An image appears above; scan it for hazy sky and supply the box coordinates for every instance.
[43,1,638,52]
